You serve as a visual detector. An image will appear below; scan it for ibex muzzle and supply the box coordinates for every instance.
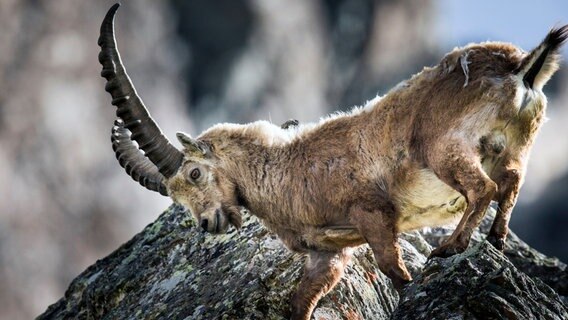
[99,4,567,319]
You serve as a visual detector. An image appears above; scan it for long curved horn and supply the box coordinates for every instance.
[98,3,183,178]
[112,119,169,196]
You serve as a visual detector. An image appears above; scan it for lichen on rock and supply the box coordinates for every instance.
[38,204,567,319]
[394,241,568,319]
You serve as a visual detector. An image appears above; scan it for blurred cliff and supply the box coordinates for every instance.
[0,1,565,319]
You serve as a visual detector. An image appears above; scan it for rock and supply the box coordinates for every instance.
[38,205,567,319]
[393,241,567,320]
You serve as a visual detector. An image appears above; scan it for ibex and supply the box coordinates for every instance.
[99,4,567,319]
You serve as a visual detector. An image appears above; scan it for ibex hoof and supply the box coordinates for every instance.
[429,243,466,259]
[486,235,505,251]
[391,277,412,293]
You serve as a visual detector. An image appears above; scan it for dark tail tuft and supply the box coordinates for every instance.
[522,24,568,89]
[545,24,568,52]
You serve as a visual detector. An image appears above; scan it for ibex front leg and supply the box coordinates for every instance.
[290,249,351,320]
[428,143,497,258]
[349,205,412,290]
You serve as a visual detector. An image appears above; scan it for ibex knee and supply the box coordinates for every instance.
[467,179,497,204]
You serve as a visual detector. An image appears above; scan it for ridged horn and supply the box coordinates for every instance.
[112,119,169,196]
[98,3,183,178]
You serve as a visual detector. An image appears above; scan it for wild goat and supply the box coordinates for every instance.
[99,4,566,320]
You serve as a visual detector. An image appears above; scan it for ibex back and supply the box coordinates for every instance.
[99,4,567,319]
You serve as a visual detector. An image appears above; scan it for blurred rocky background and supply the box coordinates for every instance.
[0,0,565,319]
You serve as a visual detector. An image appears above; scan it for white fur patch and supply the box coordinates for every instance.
[203,121,296,147]
[514,75,547,115]
[360,94,382,113]
[460,51,472,87]
[397,169,465,231]
[513,77,526,111]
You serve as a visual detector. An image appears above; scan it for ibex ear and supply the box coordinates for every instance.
[518,25,568,90]
[176,132,209,156]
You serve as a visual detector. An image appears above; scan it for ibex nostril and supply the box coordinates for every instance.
[200,219,209,231]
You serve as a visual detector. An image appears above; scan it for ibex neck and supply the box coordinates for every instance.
[202,122,290,218]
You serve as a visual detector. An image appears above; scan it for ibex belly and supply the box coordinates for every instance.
[396,169,466,232]
[305,169,467,250]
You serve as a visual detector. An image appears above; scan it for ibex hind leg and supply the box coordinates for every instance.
[486,163,522,251]
[290,249,351,320]
[349,204,412,291]
[427,142,497,258]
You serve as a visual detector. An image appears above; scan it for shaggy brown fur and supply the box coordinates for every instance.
[167,28,567,319]
[100,7,567,319]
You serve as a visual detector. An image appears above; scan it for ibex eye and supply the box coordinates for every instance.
[190,168,201,180]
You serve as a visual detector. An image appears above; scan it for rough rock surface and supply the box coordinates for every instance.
[394,241,567,319]
[39,204,567,319]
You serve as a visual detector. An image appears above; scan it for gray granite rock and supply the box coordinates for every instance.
[393,241,567,320]
[38,205,567,319]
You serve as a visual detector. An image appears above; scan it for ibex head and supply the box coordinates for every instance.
[101,4,242,233]
[168,131,244,233]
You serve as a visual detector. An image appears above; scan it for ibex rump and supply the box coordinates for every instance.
[99,4,567,319]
